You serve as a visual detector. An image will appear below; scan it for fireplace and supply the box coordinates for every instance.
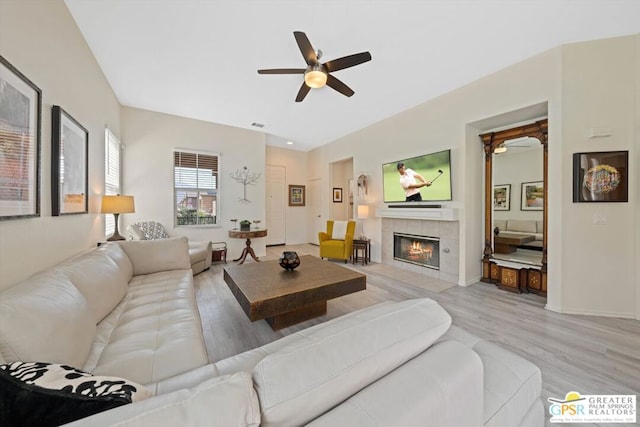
[393,233,440,270]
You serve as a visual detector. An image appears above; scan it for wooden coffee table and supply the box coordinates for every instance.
[223,255,366,330]
[494,232,535,254]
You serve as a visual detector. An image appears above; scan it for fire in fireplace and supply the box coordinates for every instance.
[393,232,440,270]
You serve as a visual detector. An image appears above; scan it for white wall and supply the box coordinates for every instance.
[558,35,638,318]
[0,1,121,289]
[121,107,266,259]
[309,35,639,319]
[265,146,308,244]
[494,148,544,222]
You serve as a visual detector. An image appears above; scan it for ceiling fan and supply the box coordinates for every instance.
[257,31,372,102]
[494,137,540,154]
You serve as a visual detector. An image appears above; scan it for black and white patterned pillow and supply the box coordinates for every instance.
[0,361,152,427]
[135,221,170,240]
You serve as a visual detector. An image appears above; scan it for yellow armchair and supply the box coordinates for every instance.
[318,220,356,263]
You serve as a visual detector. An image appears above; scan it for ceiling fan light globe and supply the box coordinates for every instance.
[304,67,327,88]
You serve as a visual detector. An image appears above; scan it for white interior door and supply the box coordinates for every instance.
[308,178,322,244]
[266,165,286,245]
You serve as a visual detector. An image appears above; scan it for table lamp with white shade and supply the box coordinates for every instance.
[357,205,369,239]
[101,195,135,241]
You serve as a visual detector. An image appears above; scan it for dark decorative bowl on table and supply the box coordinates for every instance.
[279,251,300,270]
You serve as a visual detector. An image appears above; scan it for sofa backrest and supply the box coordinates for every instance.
[117,236,191,276]
[54,249,129,324]
[0,271,96,367]
[98,242,134,282]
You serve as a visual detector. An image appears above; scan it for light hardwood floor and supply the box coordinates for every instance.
[194,244,640,426]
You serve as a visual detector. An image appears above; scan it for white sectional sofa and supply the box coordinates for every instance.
[0,237,543,426]
[494,219,543,248]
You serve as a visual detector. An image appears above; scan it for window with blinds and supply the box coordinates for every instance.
[104,129,120,236]
[173,150,218,226]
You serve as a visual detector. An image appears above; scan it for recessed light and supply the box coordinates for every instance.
[286,141,293,145]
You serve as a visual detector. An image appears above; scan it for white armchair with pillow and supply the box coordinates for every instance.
[127,221,212,274]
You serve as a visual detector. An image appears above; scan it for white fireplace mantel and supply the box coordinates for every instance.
[376,207,459,221]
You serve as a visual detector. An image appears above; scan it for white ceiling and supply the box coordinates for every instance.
[64,0,640,151]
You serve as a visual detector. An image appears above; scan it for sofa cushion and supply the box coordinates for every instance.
[0,361,151,427]
[506,220,537,234]
[54,251,128,324]
[494,220,507,232]
[476,340,542,427]
[63,372,260,427]
[252,298,451,427]
[440,326,542,427]
[86,270,209,384]
[0,271,95,367]
[307,340,483,427]
[117,237,190,276]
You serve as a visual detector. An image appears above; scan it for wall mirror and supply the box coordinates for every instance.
[479,119,548,295]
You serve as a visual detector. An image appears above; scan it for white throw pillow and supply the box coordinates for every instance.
[331,221,348,240]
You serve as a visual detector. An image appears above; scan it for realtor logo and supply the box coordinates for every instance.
[548,391,636,423]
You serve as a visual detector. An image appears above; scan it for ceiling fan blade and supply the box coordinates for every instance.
[326,74,354,97]
[295,82,311,102]
[324,52,372,73]
[257,68,305,74]
[294,31,317,65]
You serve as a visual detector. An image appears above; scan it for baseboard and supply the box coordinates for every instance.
[545,305,636,319]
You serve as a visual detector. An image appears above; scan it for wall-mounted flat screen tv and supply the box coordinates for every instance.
[382,149,452,203]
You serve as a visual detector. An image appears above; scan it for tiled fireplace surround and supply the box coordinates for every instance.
[379,208,459,284]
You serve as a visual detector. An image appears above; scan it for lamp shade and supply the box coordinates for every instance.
[357,205,369,219]
[101,195,135,214]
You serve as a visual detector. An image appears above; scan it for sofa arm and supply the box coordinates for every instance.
[318,231,330,243]
[307,340,484,427]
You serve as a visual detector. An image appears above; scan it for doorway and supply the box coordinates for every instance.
[265,165,286,245]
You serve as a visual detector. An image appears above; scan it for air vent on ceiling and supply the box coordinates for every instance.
[251,122,265,128]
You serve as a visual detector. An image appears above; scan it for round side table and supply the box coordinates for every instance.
[228,229,268,264]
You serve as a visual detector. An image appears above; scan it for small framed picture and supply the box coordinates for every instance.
[572,151,628,203]
[333,187,343,203]
[521,181,544,211]
[493,184,510,211]
[288,184,305,206]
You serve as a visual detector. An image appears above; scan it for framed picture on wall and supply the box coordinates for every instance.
[521,181,544,211]
[493,184,510,211]
[52,105,89,215]
[333,187,343,203]
[288,184,305,206]
[0,55,42,221]
[572,151,628,203]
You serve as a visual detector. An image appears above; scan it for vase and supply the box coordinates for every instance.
[279,251,300,270]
